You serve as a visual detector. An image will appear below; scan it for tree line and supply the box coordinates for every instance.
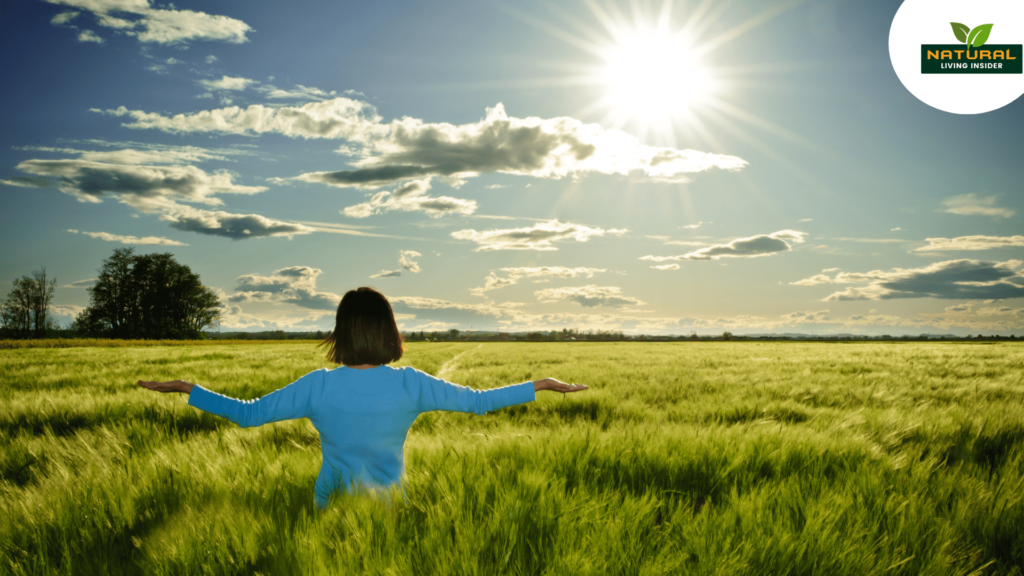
[1,248,221,340]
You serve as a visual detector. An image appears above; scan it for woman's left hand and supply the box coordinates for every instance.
[137,380,194,394]
[534,378,588,394]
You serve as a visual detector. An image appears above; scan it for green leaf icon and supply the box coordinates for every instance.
[968,24,993,48]
[951,22,970,43]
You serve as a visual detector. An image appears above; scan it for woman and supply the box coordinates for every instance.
[138,286,588,510]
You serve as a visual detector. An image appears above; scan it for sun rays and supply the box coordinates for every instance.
[490,0,808,151]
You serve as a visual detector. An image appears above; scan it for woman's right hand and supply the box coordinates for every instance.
[534,378,588,394]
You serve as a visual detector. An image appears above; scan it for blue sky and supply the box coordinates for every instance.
[1,0,1022,335]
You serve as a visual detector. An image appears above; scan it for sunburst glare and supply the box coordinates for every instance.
[600,24,719,130]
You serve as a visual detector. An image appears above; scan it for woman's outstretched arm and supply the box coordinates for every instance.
[415,371,588,415]
[137,370,322,428]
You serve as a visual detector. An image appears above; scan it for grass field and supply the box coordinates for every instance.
[2,341,1023,575]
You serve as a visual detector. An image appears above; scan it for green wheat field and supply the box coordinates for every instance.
[2,341,1023,575]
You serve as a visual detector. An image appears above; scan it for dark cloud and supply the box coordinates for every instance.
[165,210,313,239]
[796,259,1024,301]
[342,179,477,218]
[305,165,437,188]
[230,267,341,310]
[12,158,264,206]
[10,151,311,240]
[289,104,745,188]
[641,230,807,262]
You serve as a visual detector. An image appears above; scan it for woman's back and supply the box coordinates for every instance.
[187,364,535,509]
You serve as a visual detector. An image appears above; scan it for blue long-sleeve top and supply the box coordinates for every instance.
[187,364,536,509]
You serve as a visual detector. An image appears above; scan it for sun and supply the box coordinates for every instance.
[492,0,802,147]
[601,29,717,126]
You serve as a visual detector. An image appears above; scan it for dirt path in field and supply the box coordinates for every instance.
[437,344,482,381]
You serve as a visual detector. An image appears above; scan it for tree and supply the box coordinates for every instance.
[29,268,57,338]
[77,248,221,339]
[1,276,34,339]
[722,331,734,341]
[1,268,57,339]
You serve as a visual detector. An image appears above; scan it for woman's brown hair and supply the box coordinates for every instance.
[320,287,404,366]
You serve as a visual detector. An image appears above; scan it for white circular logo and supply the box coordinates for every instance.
[889,0,1024,114]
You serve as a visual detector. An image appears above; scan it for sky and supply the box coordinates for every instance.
[1,0,1022,336]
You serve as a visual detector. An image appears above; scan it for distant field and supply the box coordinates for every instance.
[2,342,1022,575]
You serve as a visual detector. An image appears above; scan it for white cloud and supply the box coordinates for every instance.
[452,219,625,252]
[216,302,331,330]
[404,321,460,332]
[470,274,518,296]
[399,250,422,273]
[790,274,833,286]
[79,231,186,245]
[94,98,386,141]
[652,264,680,270]
[205,54,217,64]
[372,250,423,278]
[77,29,105,43]
[255,84,340,101]
[64,278,98,288]
[913,235,1024,252]
[48,304,85,319]
[470,266,606,296]
[370,270,402,279]
[791,259,1024,301]
[640,230,806,262]
[341,179,477,219]
[390,296,515,325]
[198,75,256,91]
[891,227,902,231]
[798,218,813,222]
[535,285,643,308]
[51,11,79,24]
[941,193,1015,219]
[45,0,253,46]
